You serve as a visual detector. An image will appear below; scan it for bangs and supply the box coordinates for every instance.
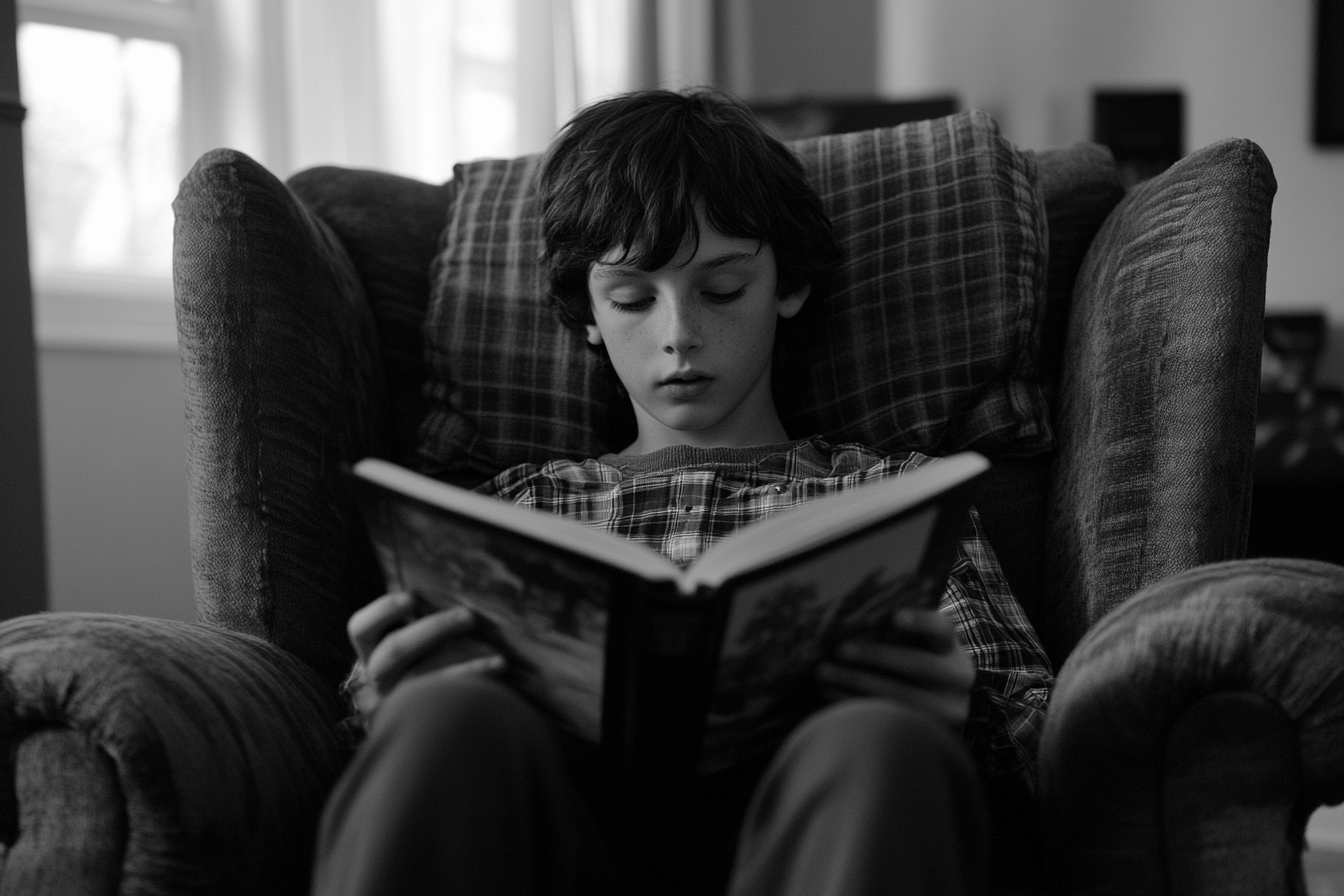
[573,128,776,273]
[538,89,840,334]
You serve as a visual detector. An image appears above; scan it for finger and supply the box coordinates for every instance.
[405,634,504,678]
[890,607,959,653]
[836,640,975,691]
[366,606,476,692]
[348,591,418,661]
[817,662,970,729]
[356,639,504,720]
[421,651,507,682]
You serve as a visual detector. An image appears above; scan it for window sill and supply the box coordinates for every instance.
[33,272,178,354]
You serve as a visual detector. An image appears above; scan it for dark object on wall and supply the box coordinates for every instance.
[750,96,959,141]
[1261,312,1331,392]
[1249,311,1344,564]
[1315,0,1344,145]
[1093,90,1184,187]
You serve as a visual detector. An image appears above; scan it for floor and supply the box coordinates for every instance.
[1306,848,1344,895]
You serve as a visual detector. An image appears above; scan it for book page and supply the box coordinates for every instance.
[696,507,938,772]
[356,459,680,585]
[369,493,615,743]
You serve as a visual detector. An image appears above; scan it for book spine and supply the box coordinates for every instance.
[603,584,720,780]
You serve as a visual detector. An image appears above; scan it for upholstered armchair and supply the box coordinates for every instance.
[0,110,1339,895]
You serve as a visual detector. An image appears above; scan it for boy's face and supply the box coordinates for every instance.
[585,218,809,452]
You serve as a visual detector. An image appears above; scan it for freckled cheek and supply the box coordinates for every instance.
[725,308,779,353]
[701,322,731,351]
[704,306,768,352]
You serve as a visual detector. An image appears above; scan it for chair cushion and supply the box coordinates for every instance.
[418,110,1050,482]
[287,166,458,468]
[1029,143,1126,399]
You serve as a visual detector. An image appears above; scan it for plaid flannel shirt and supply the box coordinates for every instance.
[480,437,1054,796]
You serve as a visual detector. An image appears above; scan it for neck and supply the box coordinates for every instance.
[621,406,791,456]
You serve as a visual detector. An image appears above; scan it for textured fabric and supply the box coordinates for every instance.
[1162,692,1305,896]
[418,153,604,482]
[782,112,1049,456]
[731,699,990,896]
[1038,558,1344,895]
[316,675,989,896]
[173,148,391,688]
[1042,138,1275,661]
[286,166,458,469]
[0,728,124,895]
[417,110,1051,483]
[1027,142,1126,398]
[971,144,1125,655]
[0,613,349,896]
[315,676,618,896]
[480,438,1053,793]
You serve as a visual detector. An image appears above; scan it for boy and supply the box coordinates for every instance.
[314,89,1052,896]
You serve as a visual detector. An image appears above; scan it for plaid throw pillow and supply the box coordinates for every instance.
[418,110,1050,481]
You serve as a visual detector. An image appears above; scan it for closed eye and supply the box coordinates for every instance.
[608,297,654,313]
[704,287,747,303]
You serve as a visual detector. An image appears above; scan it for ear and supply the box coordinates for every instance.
[776,285,811,320]
[585,323,605,346]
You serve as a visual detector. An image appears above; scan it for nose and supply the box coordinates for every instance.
[661,297,702,355]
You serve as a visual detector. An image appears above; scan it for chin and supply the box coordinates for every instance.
[655,410,724,436]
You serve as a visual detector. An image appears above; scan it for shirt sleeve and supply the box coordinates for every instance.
[938,507,1054,799]
[334,659,371,748]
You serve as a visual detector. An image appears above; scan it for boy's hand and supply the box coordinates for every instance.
[347,591,505,716]
[816,607,975,731]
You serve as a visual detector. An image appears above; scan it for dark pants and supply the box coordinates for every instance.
[312,674,990,895]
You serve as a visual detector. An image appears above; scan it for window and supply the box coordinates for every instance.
[18,0,205,348]
[307,0,621,184]
[15,0,663,349]
[19,21,180,278]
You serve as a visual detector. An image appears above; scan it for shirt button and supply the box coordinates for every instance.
[771,485,786,494]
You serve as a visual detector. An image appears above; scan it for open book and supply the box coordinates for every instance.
[351,452,988,776]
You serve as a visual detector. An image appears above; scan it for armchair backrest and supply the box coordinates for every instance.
[173,113,1273,687]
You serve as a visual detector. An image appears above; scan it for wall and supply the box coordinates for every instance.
[878,0,1344,382]
[38,344,196,621]
[732,0,878,98]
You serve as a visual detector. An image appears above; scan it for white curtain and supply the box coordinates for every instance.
[275,0,713,183]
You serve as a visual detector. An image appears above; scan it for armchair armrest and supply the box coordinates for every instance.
[0,613,348,896]
[1039,559,1344,895]
[1044,139,1276,658]
[173,148,391,687]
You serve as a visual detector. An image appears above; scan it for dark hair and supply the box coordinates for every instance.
[538,88,840,331]
[537,88,841,448]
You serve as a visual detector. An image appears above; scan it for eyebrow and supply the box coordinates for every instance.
[590,250,762,281]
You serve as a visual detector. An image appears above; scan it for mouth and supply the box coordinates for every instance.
[658,371,714,398]
[659,370,712,386]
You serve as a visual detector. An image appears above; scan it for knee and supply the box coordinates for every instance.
[740,700,989,881]
[372,673,552,765]
[786,698,975,786]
